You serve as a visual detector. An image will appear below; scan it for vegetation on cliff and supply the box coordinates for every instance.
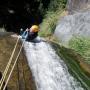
[39,0,67,37]
[69,36,90,64]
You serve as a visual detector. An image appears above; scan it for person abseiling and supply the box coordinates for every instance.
[21,25,39,41]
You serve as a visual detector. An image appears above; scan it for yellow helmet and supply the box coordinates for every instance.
[31,25,39,32]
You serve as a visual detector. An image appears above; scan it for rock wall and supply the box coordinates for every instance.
[67,0,90,14]
[0,34,36,90]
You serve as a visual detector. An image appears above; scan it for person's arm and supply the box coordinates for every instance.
[22,31,28,39]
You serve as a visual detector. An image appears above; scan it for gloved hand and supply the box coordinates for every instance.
[26,28,29,31]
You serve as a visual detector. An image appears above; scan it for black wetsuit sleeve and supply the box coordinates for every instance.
[27,32,38,41]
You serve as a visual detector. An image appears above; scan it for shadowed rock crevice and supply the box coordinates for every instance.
[0,0,50,33]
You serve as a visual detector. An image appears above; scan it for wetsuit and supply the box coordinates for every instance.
[22,31,38,41]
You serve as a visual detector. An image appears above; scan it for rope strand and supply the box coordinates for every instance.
[3,39,25,90]
[0,36,20,89]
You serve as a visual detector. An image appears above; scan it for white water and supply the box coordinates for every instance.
[54,11,90,45]
[23,41,84,90]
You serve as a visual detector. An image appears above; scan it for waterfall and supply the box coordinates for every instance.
[54,11,90,45]
[23,41,84,90]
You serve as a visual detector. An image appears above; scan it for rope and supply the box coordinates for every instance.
[3,39,25,90]
[0,36,20,89]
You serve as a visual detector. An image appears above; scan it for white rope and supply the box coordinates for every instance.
[3,39,25,90]
[0,36,20,89]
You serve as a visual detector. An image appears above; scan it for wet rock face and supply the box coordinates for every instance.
[0,34,36,90]
[54,11,90,45]
[67,0,90,14]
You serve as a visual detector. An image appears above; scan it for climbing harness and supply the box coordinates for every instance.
[0,36,26,90]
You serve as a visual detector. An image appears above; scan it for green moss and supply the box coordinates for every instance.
[69,36,90,64]
[39,0,67,37]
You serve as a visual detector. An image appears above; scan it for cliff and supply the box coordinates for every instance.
[0,33,36,90]
[67,0,90,14]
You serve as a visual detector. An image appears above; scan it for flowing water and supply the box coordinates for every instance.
[23,41,84,90]
[54,11,90,45]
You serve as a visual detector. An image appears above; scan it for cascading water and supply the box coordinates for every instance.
[23,40,84,90]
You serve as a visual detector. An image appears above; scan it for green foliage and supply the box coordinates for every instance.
[48,0,67,11]
[39,10,65,37]
[39,0,67,37]
[69,37,90,64]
